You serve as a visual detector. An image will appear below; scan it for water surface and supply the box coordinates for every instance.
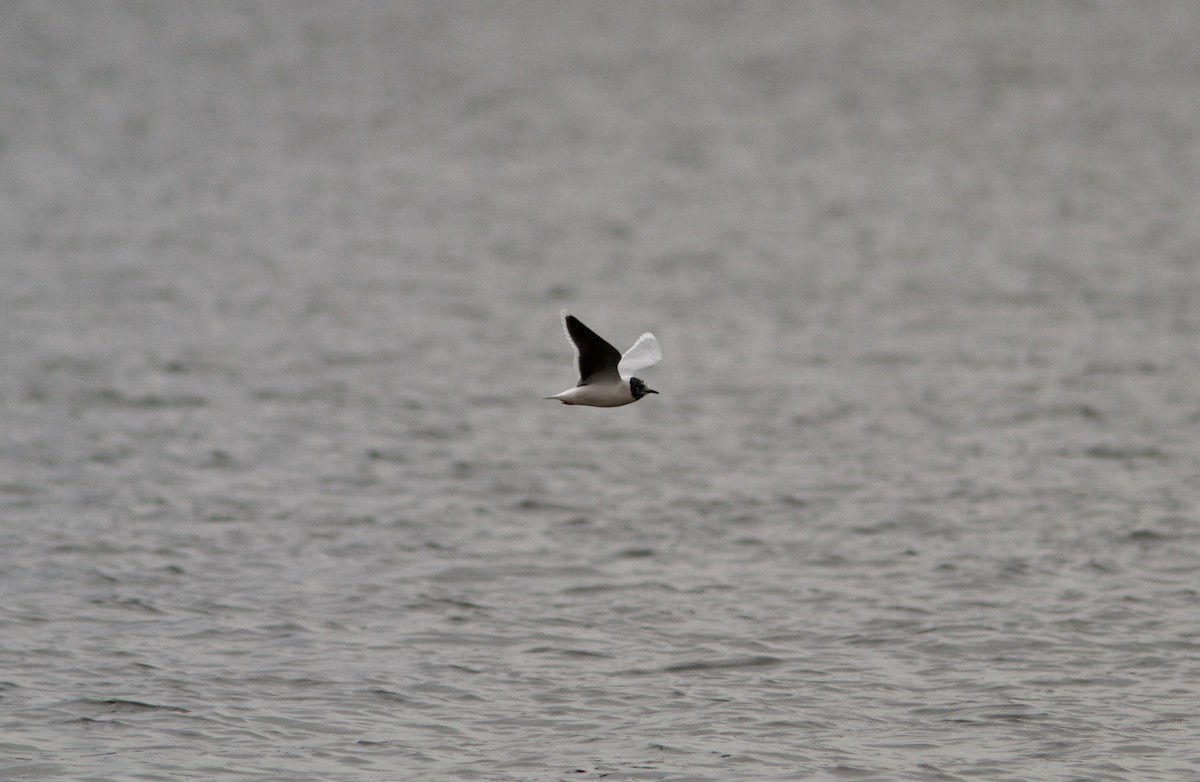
[2,3,1199,780]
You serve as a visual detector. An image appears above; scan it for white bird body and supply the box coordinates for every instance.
[545,311,661,408]
[545,382,640,407]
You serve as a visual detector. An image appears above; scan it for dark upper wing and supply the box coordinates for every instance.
[562,313,622,385]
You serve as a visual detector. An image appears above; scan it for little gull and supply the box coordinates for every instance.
[544,310,660,407]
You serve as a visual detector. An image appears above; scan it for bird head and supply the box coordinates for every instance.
[629,377,659,400]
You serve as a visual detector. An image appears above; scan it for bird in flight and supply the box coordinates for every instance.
[544,310,661,407]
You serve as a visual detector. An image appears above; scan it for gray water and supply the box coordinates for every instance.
[3,2,1200,780]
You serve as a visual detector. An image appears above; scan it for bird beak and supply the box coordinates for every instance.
[647,388,659,394]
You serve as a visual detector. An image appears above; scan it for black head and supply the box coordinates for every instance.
[629,377,659,400]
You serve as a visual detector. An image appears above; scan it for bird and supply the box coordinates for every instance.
[544,310,661,407]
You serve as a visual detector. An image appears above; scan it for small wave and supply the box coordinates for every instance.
[73,698,189,714]
[1083,444,1166,460]
[76,388,208,409]
[625,655,783,675]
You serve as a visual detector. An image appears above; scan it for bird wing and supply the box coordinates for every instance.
[561,310,623,385]
[618,332,661,379]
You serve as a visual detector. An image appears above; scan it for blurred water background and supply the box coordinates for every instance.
[2,2,1200,780]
